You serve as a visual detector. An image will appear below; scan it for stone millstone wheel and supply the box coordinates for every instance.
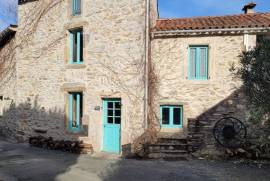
[213,117,247,148]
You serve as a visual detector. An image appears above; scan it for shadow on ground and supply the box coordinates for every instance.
[0,98,82,181]
[0,140,270,181]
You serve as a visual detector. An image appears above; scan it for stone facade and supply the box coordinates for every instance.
[0,0,268,156]
[0,0,158,153]
[0,26,17,139]
[151,35,246,126]
[150,32,270,156]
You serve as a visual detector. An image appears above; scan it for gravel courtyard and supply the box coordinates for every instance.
[0,140,270,181]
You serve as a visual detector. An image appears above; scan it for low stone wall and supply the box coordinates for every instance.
[0,99,88,143]
[187,89,270,158]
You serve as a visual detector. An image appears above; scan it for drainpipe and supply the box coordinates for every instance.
[144,0,150,129]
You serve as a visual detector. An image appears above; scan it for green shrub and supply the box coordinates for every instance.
[237,37,270,122]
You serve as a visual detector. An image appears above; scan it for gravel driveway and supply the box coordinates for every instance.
[0,140,269,181]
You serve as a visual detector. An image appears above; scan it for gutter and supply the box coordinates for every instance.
[152,27,270,38]
[144,0,150,129]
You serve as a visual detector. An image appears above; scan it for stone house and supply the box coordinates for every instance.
[0,0,270,157]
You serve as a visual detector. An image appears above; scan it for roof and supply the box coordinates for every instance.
[18,0,39,5]
[0,25,17,48]
[154,13,270,32]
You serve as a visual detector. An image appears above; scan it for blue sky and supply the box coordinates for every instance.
[158,0,270,18]
[0,0,17,31]
[0,0,270,31]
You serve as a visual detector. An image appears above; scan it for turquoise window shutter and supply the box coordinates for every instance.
[199,47,208,79]
[69,29,83,64]
[188,46,208,80]
[189,48,196,79]
[76,93,81,130]
[72,0,81,16]
[69,94,73,130]
[68,92,82,133]
[70,32,74,64]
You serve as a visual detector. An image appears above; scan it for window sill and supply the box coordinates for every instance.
[160,127,184,133]
[66,63,86,69]
[185,78,212,85]
[66,127,88,136]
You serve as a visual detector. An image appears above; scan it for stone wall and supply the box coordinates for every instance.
[0,0,149,152]
[187,88,250,156]
[0,31,17,139]
[151,35,253,153]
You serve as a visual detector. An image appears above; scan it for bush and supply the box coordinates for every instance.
[237,37,270,122]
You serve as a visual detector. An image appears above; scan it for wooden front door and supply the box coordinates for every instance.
[103,99,121,153]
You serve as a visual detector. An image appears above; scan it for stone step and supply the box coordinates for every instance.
[148,144,188,152]
[79,143,93,149]
[148,153,190,160]
[149,149,188,154]
[151,142,188,146]
[158,138,188,145]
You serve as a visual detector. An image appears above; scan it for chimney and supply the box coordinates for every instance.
[242,2,257,14]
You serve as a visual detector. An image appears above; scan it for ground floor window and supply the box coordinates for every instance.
[160,105,183,128]
[68,92,83,132]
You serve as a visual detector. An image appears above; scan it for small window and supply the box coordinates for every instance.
[68,92,83,132]
[0,96,3,116]
[160,105,183,128]
[105,99,121,125]
[72,0,81,16]
[188,46,209,80]
[69,28,83,64]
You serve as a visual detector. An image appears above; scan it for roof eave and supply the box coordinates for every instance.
[18,0,39,5]
[152,27,270,38]
[0,25,17,48]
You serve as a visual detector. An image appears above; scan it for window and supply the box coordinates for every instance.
[68,92,83,132]
[69,28,83,64]
[72,0,81,16]
[188,46,209,80]
[160,105,183,128]
[106,100,121,125]
[0,96,3,116]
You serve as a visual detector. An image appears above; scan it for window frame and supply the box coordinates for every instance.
[71,0,81,16]
[160,105,183,128]
[188,45,209,80]
[103,99,122,125]
[68,92,83,133]
[69,28,83,64]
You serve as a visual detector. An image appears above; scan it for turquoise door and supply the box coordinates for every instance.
[103,99,121,153]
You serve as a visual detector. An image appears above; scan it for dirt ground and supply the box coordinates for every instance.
[0,140,270,181]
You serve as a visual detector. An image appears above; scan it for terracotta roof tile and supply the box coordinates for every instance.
[154,13,270,31]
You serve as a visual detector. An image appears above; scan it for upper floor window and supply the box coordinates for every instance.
[69,28,83,64]
[72,0,81,16]
[188,46,209,80]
